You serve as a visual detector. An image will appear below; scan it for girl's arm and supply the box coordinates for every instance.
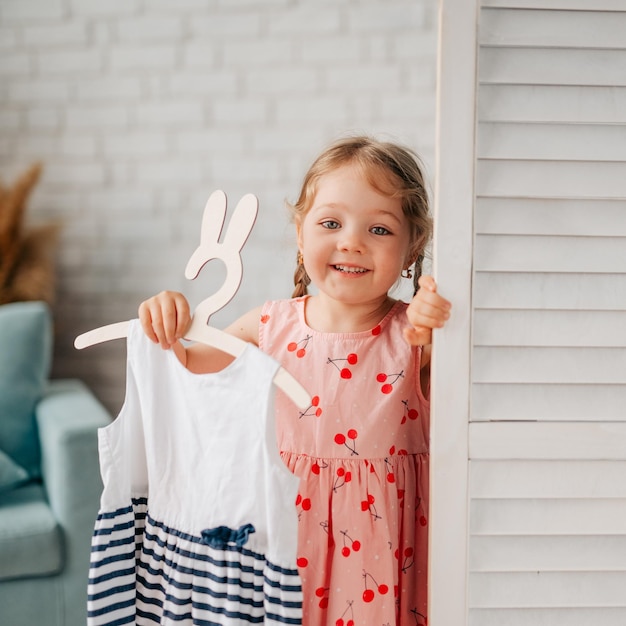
[138,291,262,374]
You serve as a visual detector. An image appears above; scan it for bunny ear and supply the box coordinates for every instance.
[200,189,228,245]
[184,191,258,281]
[185,190,228,280]
[223,193,258,252]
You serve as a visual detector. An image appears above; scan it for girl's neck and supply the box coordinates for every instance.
[303,293,396,333]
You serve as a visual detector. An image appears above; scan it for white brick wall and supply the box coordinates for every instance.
[0,0,438,412]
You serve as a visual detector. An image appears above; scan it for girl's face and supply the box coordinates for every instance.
[296,163,412,307]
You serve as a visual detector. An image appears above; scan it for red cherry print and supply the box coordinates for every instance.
[260,314,269,324]
[328,353,358,378]
[387,473,396,483]
[297,557,308,568]
[372,324,381,335]
[408,408,419,420]
[368,494,375,505]
[319,597,329,609]
[315,587,325,597]
[312,463,320,475]
[389,445,396,455]
[337,467,345,477]
[345,471,352,482]
[341,546,350,557]
[334,433,346,445]
[288,335,311,358]
[299,395,323,419]
[334,430,358,455]
[347,429,357,440]
[363,570,389,602]
[377,370,404,394]
[401,545,415,572]
[360,500,369,512]
[420,515,428,526]
[295,494,302,506]
[301,498,311,511]
[352,540,361,551]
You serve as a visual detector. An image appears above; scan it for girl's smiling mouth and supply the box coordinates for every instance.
[333,264,369,274]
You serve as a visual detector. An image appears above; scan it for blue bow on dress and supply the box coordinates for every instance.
[201,523,256,548]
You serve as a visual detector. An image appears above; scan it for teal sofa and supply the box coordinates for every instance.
[0,302,111,626]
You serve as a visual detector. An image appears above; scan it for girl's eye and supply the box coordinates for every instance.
[321,220,341,230]
[371,226,391,236]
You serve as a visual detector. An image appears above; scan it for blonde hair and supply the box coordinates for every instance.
[288,135,432,298]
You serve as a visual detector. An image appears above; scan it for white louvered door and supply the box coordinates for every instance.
[431,1,626,625]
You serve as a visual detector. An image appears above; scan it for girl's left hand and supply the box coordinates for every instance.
[404,275,451,346]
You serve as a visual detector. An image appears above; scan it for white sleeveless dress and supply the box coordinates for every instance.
[87,320,303,625]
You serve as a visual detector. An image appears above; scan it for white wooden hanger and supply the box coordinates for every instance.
[74,190,311,409]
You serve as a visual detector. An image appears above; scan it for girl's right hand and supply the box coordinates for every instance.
[138,291,192,349]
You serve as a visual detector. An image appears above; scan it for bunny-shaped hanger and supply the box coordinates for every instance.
[75,190,311,409]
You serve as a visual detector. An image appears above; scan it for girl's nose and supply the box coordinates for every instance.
[337,228,364,253]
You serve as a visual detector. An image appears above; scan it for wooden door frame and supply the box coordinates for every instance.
[428,0,478,623]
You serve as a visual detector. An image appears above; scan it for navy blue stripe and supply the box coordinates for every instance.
[89,565,135,586]
[96,505,133,521]
[91,533,135,553]
[137,573,264,608]
[90,548,136,572]
[137,555,263,591]
[87,597,135,618]
[88,582,135,603]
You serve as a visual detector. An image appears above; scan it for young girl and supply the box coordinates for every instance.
[139,136,451,625]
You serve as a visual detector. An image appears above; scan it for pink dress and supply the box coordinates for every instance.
[259,296,429,626]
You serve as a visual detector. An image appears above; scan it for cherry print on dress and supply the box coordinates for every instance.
[260,314,270,324]
[311,459,329,475]
[299,395,322,419]
[335,600,355,626]
[411,607,427,625]
[296,556,308,568]
[340,530,361,557]
[376,370,405,394]
[384,457,395,483]
[401,399,419,424]
[333,466,352,492]
[371,324,382,336]
[327,352,358,379]
[360,493,381,520]
[416,496,427,527]
[362,570,389,603]
[315,586,330,609]
[395,546,415,573]
[334,429,359,455]
[287,334,312,358]
[295,492,311,520]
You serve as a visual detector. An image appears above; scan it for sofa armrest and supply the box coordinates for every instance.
[35,379,111,574]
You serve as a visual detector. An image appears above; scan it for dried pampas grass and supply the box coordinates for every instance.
[0,163,60,305]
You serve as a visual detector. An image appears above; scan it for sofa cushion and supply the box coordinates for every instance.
[0,483,63,581]
[0,448,29,493]
[0,301,52,478]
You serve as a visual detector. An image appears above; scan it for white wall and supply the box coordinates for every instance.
[0,0,438,412]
